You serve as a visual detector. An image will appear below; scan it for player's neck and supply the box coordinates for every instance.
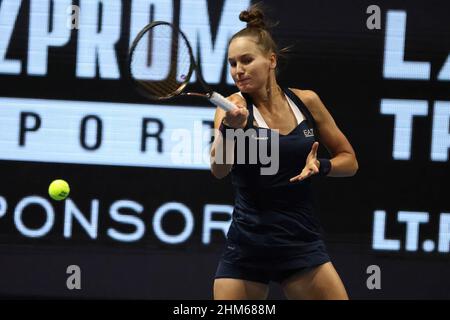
[252,80,283,112]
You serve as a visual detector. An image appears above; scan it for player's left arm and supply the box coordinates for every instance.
[292,88,358,177]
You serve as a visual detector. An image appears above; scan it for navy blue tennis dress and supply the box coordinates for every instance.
[215,87,330,284]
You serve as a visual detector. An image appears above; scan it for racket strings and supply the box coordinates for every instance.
[130,23,193,99]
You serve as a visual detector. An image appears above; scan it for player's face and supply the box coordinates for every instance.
[228,36,275,93]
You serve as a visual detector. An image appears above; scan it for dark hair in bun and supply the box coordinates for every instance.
[239,6,266,29]
[230,3,288,64]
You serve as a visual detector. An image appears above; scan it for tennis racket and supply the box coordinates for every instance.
[127,21,237,112]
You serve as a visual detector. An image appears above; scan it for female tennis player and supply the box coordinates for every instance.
[210,4,358,300]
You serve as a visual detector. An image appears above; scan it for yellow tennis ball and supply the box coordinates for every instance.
[48,179,70,201]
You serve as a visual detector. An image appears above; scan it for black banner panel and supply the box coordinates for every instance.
[0,0,449,299]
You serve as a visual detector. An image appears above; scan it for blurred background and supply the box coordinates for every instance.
[0,0,449,299]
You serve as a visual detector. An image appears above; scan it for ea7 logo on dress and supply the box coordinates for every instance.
[303,129,314,137]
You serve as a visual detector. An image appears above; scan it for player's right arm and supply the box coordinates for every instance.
[210,93,248,179]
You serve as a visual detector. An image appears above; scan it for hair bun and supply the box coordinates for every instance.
[239,6,266,29]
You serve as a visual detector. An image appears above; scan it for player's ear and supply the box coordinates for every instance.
[269,52,277,70]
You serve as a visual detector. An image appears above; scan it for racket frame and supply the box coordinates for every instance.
[128,21,237,112]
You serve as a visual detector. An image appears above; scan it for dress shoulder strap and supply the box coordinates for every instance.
[241,92,255,130]
[282,88,318,133]
[240,88,318,134]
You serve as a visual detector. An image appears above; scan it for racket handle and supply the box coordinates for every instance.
[208,92,237,112]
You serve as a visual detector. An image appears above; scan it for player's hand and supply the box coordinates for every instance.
[289,142,320,182]
[223,96,248,129]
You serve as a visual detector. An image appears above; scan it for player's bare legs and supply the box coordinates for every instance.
[281,262,349,300]
[214,278,269,300]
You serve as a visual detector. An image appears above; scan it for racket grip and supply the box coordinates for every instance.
[209,92,237,112]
